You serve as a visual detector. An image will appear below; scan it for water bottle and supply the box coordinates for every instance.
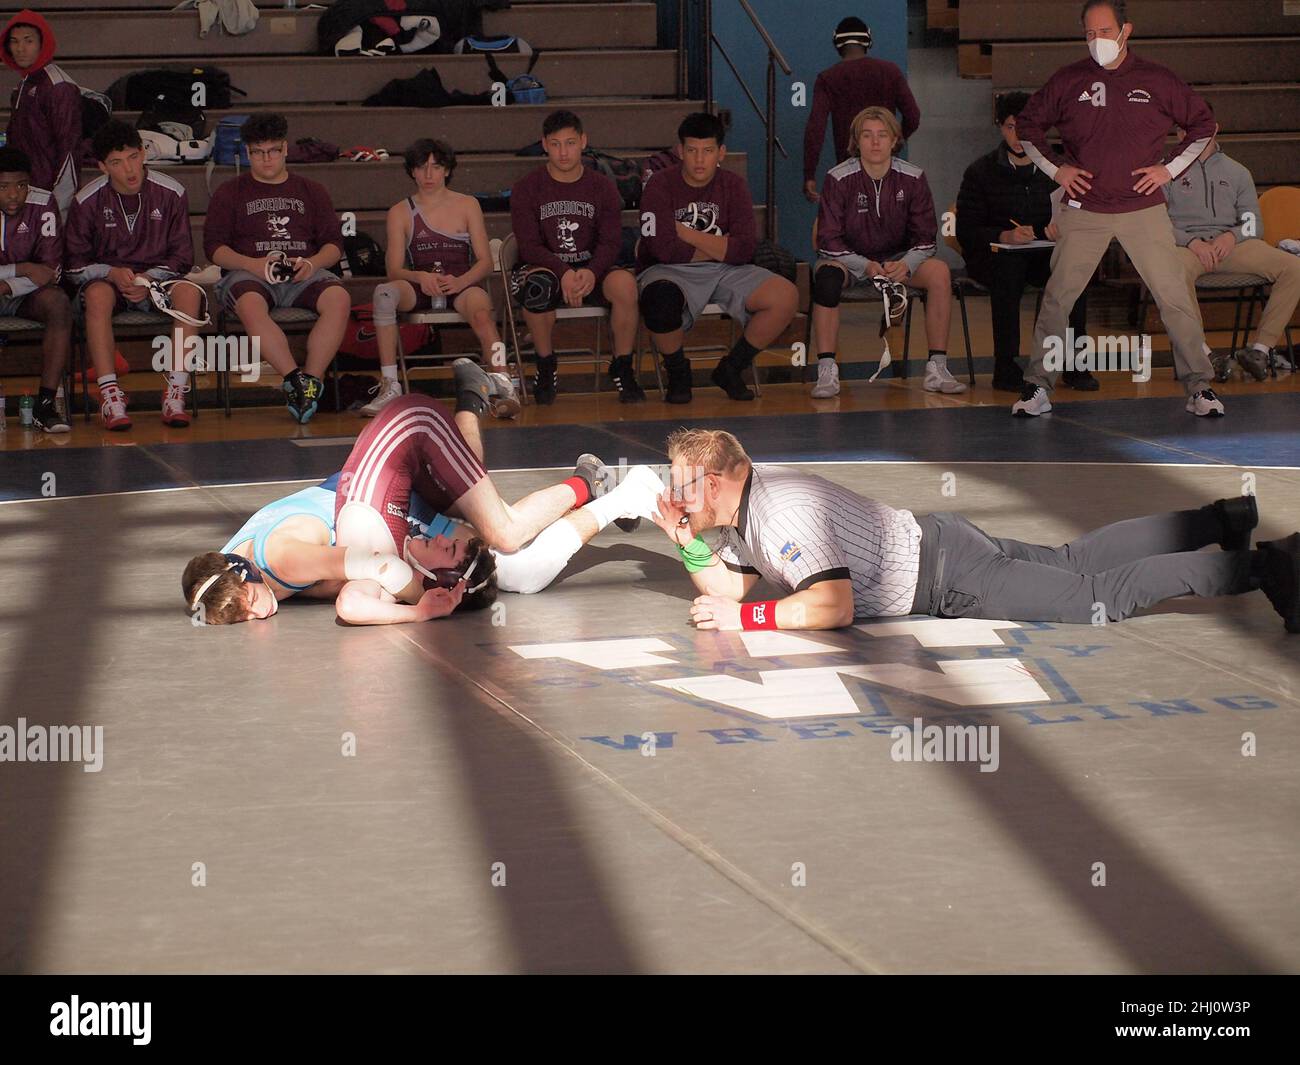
[284,0,296,9]
[18,391,33,427]
[429,264,447,311]
[0,380,6,430]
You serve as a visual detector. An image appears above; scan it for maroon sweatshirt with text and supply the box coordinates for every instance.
[510,166,623,280]
[64,170,192,281]
[636,166,757,271]
[203,172,343,266]
[0,184,61,296]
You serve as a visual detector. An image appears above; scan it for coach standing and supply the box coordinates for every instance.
[1011,0,1224,419]
[802,16,920,204]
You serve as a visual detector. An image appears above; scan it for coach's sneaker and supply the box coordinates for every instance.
[1186,387,1225,417]
[923,359,967,394]
[711,357,754,401]
[1212,495,1259,551]
[361,375,403,417]
[99,382,131,431]
[663,354,692,404]
[31,394,70,433]
[810,358,840,398]
[161,375,192,427]
[1257,532,1300,633]
[1210,349,1235,383]
[608,355,646,404]
[487,372,521,419]
[1011,384,1051,417]
[285,370,323,424]
[533,357,558,406]
[1233,346,1269,382]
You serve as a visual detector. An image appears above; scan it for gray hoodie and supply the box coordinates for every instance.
[1164,146,1261,247]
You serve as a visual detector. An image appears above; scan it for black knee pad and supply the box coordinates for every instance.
[639,280,685,333]
[812,264,846,308]
[519,269,559,314]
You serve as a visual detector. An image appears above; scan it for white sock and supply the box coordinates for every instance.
[99,372,118,389]
[583,467,663,532]
[381,364,399,381]
[928,353,948,370]
[1252,342,1270,355]
[493,519,583,594]
[1202,343,1213,357]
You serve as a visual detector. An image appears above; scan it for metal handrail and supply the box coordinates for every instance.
[736,0,792,76]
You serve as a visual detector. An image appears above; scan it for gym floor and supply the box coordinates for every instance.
[1,385,1297,973]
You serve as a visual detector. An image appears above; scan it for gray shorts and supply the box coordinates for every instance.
[819,252,904,286]
[0,291,35,318]
[76,273,179,316]
[217,268,344,313]
[636,262,774,333]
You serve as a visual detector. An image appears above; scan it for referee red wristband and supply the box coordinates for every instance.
[740,600,778,630]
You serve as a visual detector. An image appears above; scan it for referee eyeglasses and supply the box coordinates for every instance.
[669,469,722,504]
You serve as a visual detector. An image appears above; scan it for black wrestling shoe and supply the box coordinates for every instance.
[1212,495,1258,551]
[1257,532,1300,633]
[609,355,646,404]
[31,395,70,433]
[1061,369,1100,391]
[663,354,692,404]
[711,357,755,401]
[533,359,558,406]
[284,370,323,424]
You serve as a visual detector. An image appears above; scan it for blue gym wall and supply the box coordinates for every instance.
[708,1,910,257]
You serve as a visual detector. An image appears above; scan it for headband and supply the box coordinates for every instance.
[190,553,263,610]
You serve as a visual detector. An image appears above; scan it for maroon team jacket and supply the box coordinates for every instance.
[64,170,193,281]
[0,184,61,297]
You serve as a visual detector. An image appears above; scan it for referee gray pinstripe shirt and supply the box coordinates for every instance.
[713,466,922,618]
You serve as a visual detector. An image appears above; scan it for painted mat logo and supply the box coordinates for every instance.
[1043,327,1151,382]
[0,718,103,772]
[50,997,150,1045]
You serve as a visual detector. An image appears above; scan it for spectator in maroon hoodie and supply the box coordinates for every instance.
[203,112,349,425]
[803,16,920,204]
[510,109,643,405]
[1011,0,1221,419]
[65,121,199,431]
[637,112,798,404]
[0,144,70,432]
[2,10,81,216]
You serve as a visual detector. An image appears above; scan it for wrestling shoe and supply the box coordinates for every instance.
[31,394,70,433]
[1257,532,1300,633]
[1011,384,1051,417]
[573,453,613,501]
[360,376,403,417]
[452,357,492,416]
[284,370,323,424]
[1233,347,1269,382]
[1210,350,1235,383]
[161,376,191,427]
[711,357,754,401]
[923,360,967,394]
[1186,388,1225,417]
[608,355,646,404]
[533,359,557,406]
[100,382,131,431]
[487,372,522,419]
[1212,495,1258,551]
[810,358,840,398]
[663,354,692,404]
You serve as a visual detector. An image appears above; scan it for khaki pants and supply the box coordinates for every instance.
[1026,204,1213,395]
[1178,238,1300,351]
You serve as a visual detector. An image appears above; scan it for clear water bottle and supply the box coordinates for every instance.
[18,391,33,427]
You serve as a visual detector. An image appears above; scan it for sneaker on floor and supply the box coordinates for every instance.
[1257,532,1300,633]
[1011,384,1051,417]
[487,372,521,419]
[810,358,840,398]
[608,356,646,404]
[923,360,967,394]
[1212,494,1258,551]
[1061,369,1100,391]
[160,376,191,427]
[533,363,557,406]
[1233,346,1269,382]
[32,395,70,433]
[1186,387,1225,417]
[1210,350,1235,383]
[284,371,323,424]
[663,355,692,404]
[711,357,755,401]
[991,362,1025,392]
[100,383,131,431]
[360,376,403,417]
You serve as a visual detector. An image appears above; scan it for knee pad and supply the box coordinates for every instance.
[812,264,846,308]
[335,500,395,555]
[372,282,401,326]
[519,269,559,314]
[639,280,685,333]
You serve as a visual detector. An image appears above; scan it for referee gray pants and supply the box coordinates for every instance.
[911,509,1254,624]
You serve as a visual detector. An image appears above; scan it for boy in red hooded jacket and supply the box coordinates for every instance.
[3,10,81,217]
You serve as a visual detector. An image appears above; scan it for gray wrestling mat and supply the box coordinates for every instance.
[1,461,1297,973]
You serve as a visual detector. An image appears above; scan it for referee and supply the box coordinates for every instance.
[651,429,1299,634]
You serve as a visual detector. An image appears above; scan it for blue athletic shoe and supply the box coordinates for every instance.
[285,371,323,423]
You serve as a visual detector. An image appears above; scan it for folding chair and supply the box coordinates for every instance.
[78,307,204,421]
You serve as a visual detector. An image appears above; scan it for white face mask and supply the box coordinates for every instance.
[1089,31,1125,67]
